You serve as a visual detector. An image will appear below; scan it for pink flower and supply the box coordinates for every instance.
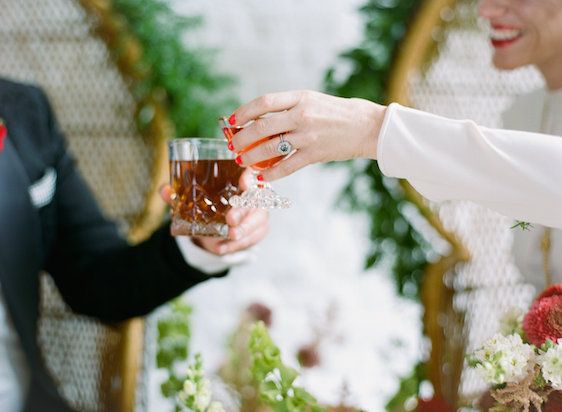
[523,285,562,347]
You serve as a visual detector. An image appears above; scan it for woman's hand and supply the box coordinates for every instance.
[228,90,386,181]
[160,169,269,255]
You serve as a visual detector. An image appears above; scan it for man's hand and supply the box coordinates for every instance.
[160,169,269,255]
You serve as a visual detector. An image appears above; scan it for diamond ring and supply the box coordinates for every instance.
[276,133,293,156]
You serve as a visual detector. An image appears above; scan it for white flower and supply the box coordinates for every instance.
[538,339,562,390]
[194,381,212,411]
[499,308,525,337]
[206,401,225,412]
[182,380,197,396]
[470,333,535,385]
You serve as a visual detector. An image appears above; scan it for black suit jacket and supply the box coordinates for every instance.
[0,79,225,411]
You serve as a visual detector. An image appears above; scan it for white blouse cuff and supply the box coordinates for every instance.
[376,102,400,177]
[174,236,255,275]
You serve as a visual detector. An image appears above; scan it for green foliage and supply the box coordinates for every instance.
[157,299,193,402]
[384,362,426,412]
[113,0,238,137]
[324,0,428,299]
[177,354,225,412]
[249,322,326,412]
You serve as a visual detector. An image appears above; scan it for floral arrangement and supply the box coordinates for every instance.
[178,354,225,412]
[468,285,562,412]
[249,322,326,412]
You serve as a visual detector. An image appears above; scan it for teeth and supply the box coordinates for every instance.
[490,28,522,41]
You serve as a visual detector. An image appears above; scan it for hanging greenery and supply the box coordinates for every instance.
[110,0,238,137]
[324,0,429,300]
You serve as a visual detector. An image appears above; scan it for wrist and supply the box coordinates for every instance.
[353,98,386,160]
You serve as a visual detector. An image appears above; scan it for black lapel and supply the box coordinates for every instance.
[0,136,43,367]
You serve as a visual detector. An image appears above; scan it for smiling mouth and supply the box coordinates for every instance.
[489,26,524,48]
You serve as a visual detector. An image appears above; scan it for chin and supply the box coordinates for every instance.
[491,54,527,71]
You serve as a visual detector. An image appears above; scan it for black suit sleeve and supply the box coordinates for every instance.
[39,88,226,322]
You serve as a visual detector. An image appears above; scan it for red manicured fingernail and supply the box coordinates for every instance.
[228,113,236,125]
[223,127,233,140]
[235,155,242,165]
[0,122,7,153]
[256,174,264,182]
[227,142,235,151]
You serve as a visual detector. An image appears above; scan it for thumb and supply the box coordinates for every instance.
[160,184,175,206]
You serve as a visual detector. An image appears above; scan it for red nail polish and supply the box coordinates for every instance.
[256,174,264,182]
[227,142,235,151]
[235,155,242,165]
[0,121,6,153]
[228,113,236,126]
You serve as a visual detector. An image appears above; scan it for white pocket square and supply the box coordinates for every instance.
[29,168,57,208]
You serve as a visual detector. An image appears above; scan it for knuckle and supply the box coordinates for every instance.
[298,90,312,102]
[258,94,275,110]
[266,138,279,156]
[307,131,319,144]
[296,106,313,124]
[254,117,269,135]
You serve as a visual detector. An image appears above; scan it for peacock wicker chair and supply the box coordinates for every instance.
[0,0,173,410]
[386,0,544,408]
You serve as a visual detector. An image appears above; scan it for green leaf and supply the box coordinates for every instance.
[249,322,326,412]
[113,0,238,138]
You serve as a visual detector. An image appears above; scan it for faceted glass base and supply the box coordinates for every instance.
[170,218,229,238]
[228,182,291,209]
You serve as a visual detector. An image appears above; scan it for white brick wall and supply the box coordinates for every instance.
[171,0,365,101]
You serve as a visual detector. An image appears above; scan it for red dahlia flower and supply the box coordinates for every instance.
[523,284,562,347]
[537,284,562,301]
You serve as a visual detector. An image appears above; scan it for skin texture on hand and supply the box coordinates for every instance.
[160,169,269,255]
[228,90,386,181]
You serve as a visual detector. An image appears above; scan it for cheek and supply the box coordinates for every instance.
[524,2,562,53]
[535,21,562,62]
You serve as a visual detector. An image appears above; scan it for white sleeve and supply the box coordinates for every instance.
[377,103,562,229]
[174,236,256,275]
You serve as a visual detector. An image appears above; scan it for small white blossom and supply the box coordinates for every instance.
[538,339,562,390]
[194,383,212,411]
[206,401,225,412]
[469,333,535,385]
[499,308,525,337]
[178,391,188,403]
[182,380,197,396]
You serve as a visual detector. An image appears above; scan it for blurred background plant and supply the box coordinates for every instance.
[111,0,238,137]
[325,0,430,301]
[157,299,193,404]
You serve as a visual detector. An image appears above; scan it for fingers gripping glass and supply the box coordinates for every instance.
[220,117,292,209]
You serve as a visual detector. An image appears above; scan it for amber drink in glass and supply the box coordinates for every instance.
[169,138,243,237]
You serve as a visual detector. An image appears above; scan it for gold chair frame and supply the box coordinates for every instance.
[387,0,543,407]
[387,0,470,406]
[78,1,174,410]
